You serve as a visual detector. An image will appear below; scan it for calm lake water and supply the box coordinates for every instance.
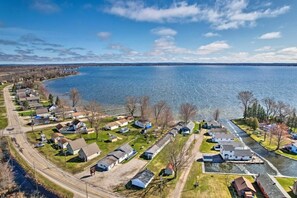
[44,65,297,119]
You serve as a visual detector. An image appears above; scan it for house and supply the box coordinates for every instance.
[256,173,290,198]
[208,128,228,136]
[67,138,87,155]
[119,127,129,133]
[220,145,253,161]
[212,133,235,143]
[58,138,69,149]
[56,124,63,132]
[32,116,50,125]
[97,156,118,171]
[287,143,297,154]
[180,121,195,135]
[109,135,118,142]
[164,163,174,176]
[117,119,128,127]
[25,96,40,103]
[203,121,222,129]
[61,119,87,134]
[49,105,57,112]
[233,176,256,197]
[293,180,297,195]
[116,144,134,159]
[134,119,152,129]
[214,141,244,151]
[203,154,213,162]
[35,108,50,117]
[104,121,120,130]
[143,134,172,160]
[131,169,154,189]
[127,116,134,123]
[168,128,179,137]
[78,143,101,162]
[72,111,87,119]
[51,133,64,144]
[108,150,127,163]
[28,102,43,109]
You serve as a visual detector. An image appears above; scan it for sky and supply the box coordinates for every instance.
[0,0,297,64]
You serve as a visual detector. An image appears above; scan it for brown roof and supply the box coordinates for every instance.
[36,108,48,115]
[68,138,87,151]
[106,121,119,128]
[233,176,256,193]
[51,132,64,139]
[80,143,100,157]
[56,124,63,130]
[117,119,128,124]
[59,138,70,144]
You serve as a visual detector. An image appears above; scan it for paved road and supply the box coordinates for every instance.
[2,85,122,198]
[170,130,205,198]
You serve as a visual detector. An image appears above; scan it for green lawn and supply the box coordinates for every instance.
[27,119,158,173]
[233,119,296,160]
[19,110,35,117]
[276,177,297,198]
[0,84,8,129]
[199,136,219,154]
[182,162,264,198]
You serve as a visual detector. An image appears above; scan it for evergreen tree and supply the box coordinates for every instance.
[48,94,54,105]
[55,96,60,106]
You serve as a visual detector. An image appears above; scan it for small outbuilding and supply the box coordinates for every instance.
[131,169,154,189]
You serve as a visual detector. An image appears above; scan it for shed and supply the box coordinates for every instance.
[131,169,154,189]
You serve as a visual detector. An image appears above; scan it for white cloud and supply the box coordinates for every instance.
[258,32,281,40]
[31,0,60,13]
[204,32,220,37]
[97,32,111,40]
[197,41,230,55]
[279,47,297,54]
[255,46,273,52]
[151,27,177,36]
[105,1,290,30]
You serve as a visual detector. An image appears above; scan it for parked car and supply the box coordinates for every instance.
[292,133,297,140]
[119,127,129,133]
[35,142,45,148]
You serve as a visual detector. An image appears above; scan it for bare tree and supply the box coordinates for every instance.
[140,96,150,120]
[57,99,68,121]
[213,109,220,121]
[153,100,167,126]
[262,97,276,120]
[69,88,80,108]
[179,103,197,123]
[159,106,174,133]
[237,91,255,119]
[84,101,102,141]
[125,96,137,117]
[167,139,190,179]
[0,161,15,194]
[271,123,288,150]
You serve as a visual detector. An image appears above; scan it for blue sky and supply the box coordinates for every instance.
[0,0,297,63]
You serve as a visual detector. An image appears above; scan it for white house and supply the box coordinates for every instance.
[288,143,297,154]
[51,132,64,144]
[144,134,172,160]
[208,128,228,136]
[36,108,50,118]
[131,169,154,189]
[60,119,87,134]
[78,143,101,162]
[67,138,87,155]
[214,141,244,151]
[220,145,253,161]
[212,133,235,143]
[108,150,127,163]
[180,121,195,135]
[104,121,120,130]
[134,120,152,129]
[58,138,69,149]
[117,119,128,127]
[116,144,134,159]
[97,156,118,171]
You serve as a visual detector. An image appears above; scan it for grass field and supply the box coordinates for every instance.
[199,136,219,154]
[276,177,297,198]
[233,119,297,160]
[0,84,8,129]
[182,162,264,198]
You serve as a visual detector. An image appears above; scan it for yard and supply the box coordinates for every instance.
[276,177,297,198]
[232,119,296,160]
[199,136,219,154]
[0,84,8,129]
[181,162,264,198]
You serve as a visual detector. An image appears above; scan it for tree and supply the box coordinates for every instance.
[48,94,54,105]
[55,96,60,106]
[271,124,288,150]
[140,96,150,120]
[179,103,197,123]
[69,88,80,108]
[213,109,220,121]
[262,97,276,120]
[57,99,68,121]
[152,100,167,126]
[125,96,137,117]
[84,101,101,128]
[237,91,255,119]
[159,106,174,133]
[251,117,259,130]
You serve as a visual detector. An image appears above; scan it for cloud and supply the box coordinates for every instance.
[197,41,230,55]
[203,32,220,38]
[0,39,26,46]
[279,47,297,55]
[105,0,290,30]
[255,46,273,52]
[31,0,60,13]
[258,32,281,40]
[19,33,62,47]
[97,32,111,40]
[151,27,177,36]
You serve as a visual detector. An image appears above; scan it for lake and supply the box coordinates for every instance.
[44,65,297,119]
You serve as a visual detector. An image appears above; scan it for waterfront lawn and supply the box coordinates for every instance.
[0,84,8,129]
[233,119,294,159]
[26,119,155,173]
[182,162,264,198]
[276,177,297,198]
[199,136,218,154]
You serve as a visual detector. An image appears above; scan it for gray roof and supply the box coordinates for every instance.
[221,144,235,151]
[213,133,235,139]
[68,138,87,151]
[209,128,228,133]
[234,149,253,157]
[36,108,48,115]
[132,169,154,185]
[80,143,100,157]
[97,156,118,167]
[219,141,244,148]
[185,121,195,132]
[26,96,40,101]
[116,144,133,155]
[207,120,221,127]
[256,174,290,198]
[108,150,126,159]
